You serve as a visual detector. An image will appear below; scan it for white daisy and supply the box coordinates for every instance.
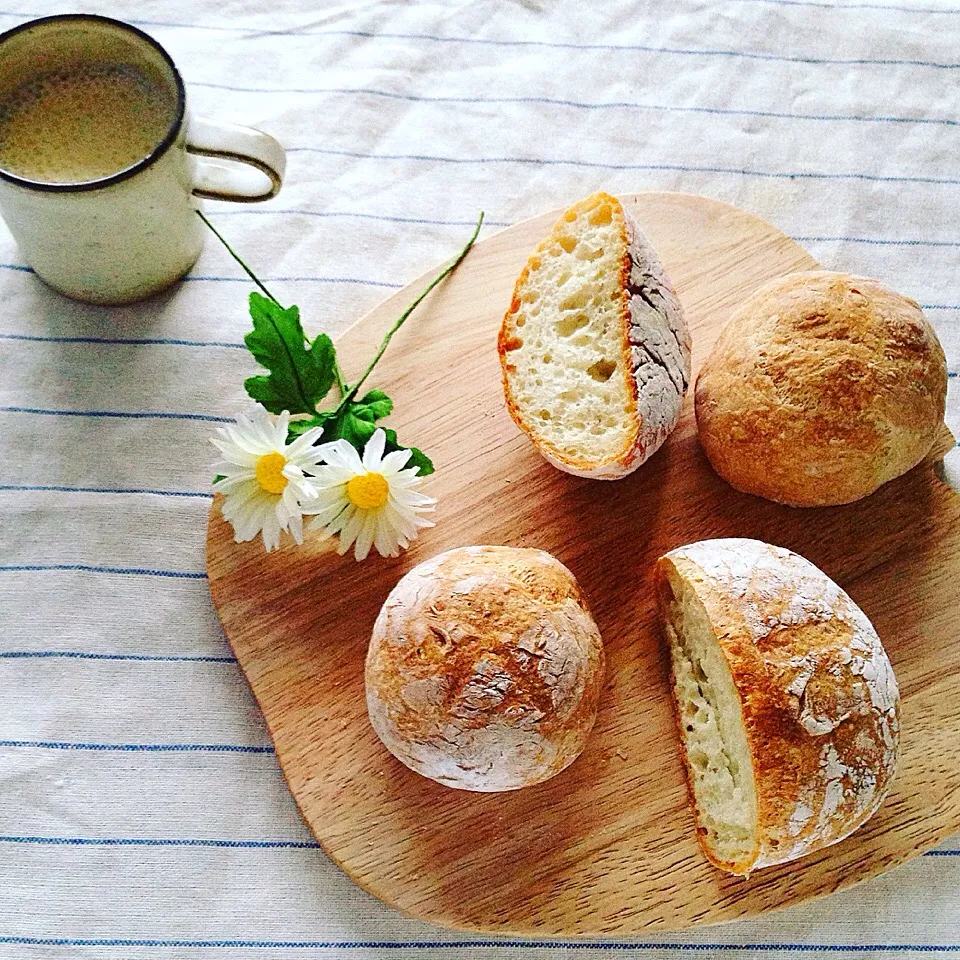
[306,428,436,561]
[211,407,325,552]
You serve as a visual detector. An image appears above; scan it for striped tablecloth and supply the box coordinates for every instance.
[1,1,958,957]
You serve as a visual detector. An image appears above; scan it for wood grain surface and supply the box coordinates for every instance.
[206,192,960,936]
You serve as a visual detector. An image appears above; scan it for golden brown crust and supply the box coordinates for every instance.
[695,271,947,507]
[657,538,901,875]
[366,546,605,792]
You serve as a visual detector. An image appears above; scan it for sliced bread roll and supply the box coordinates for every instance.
[655,538,900,875]
[499,192,691,479]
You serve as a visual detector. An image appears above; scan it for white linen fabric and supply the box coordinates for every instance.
[0,0,958,957]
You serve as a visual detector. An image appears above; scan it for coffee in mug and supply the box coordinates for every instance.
[0,14,287,305]
[0,62,176,184]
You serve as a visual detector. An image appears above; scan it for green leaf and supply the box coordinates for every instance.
[331,405,379,448]
[287,411,335,439]
[291,390,434,476]
[213,474,226,484]
[243,292,336,415]
[382,428,434,476]
[353,389,393,422]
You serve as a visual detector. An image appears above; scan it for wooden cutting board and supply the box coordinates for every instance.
[206,192,960,936]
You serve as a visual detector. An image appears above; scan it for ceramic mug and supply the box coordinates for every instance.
[0,14,286,305]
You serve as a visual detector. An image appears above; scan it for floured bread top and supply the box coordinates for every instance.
[365,545,605,792]
[665,538,900,868]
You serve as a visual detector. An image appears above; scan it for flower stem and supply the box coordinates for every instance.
[197,210,281,305]
[333,360,348,397]
[338,211,484,409]
[199,210,347,399]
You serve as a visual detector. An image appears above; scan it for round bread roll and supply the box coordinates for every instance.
[695,271,947,507]
[656,538,901,875]
[365,545,605,792]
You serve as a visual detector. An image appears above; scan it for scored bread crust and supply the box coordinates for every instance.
[499,193,691,479]
[695,271,948,506]
[365,545,606,792]
[656,538,901,875]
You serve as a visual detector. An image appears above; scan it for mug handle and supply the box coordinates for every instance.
[187,116,286,202]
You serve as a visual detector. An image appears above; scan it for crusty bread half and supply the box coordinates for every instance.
[696,271,947,506]
[499,192,691,479]
[365,546,605,792]
[655,538,900,876]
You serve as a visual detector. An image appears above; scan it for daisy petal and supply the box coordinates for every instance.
[212,472,257,493]
[353,511,377,562]
[362,429,386,470]
[379,449,412,475]
[374,520,399,558]
[318,439,364,473]
[286,428,325,459]
[307,501,350,528]
[261,514,282,552]
[288,510,304,545]
[336,508,365,555]
[302,488,348,513]
[281,483,301,515]
[391,489,437,509]
[321,503,355,537]
[216,425,266,457]
[210,438,259,467]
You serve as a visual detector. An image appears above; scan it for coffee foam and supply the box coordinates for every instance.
[0,62,176,183]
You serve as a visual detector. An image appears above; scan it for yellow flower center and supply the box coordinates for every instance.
[255,452,289,495]
[346,472,389,510]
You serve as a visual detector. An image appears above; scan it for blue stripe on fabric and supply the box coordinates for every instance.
[796,235,960,248]
[210,208,511,227]
[0,740,272,753]
[182,274,401,288]
[920,304,960,310]
[0,651,234,662]
[0,210,951,254]
[0,937,959,950]
[290,147,960,186]
[0,835,318,849]
[0,332,246,349]
[183,27,960,69]
[0,564,206,579]
[743,0,960,12]
[223,29,960,70]
[191,83,960,129]
[0,11,259,32]
[0,484,212,498]
[3,9,960,47]
[0,833,952,856]
[0,220,956,262]
[0,261,400,288]
[0,406,232,423]
[209,213,960,250]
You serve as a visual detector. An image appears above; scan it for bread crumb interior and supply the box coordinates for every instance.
[662,570,758,868]
[503,194,634,463]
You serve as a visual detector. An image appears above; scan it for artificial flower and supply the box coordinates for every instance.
[211,407,325,551]
[306,428,436,561]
